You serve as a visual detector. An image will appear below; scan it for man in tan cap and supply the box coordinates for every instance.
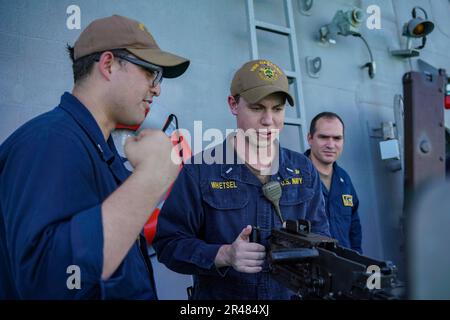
[154,59,329,299]
[0,15,189,299]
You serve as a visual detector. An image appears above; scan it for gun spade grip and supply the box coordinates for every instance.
[250,226,260,243]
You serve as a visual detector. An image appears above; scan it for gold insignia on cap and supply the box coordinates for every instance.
[260,66,277,80]
[138,23,146,31]
[250,60,282,81]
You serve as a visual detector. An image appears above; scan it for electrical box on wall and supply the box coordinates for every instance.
[380,139,400,160]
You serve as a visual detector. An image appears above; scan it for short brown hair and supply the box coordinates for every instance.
[66,45,128,84]
[309,112,345,136]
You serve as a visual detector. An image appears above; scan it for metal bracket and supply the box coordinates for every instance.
[382,122,396,140]
[370,122,397,139]
[298,0,313,16]
[393,94,405,169]
[305,56,321,78]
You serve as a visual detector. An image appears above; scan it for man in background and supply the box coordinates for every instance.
[305,112,362,253]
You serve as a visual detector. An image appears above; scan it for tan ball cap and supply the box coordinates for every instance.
[230,59,294,106]
[74,15,190,78]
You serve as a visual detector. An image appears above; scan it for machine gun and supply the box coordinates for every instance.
[266,219,404,300]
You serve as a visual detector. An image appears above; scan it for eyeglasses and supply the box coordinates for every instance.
[93,52,163,87]
[115,54,163,88]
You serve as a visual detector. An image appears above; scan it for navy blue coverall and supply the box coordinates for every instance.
[0,93,157,299]
[305,149,362,253]
[154,139,330,299]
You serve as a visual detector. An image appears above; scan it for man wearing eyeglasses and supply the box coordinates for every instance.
[153,59,329,300]
[0,15,189,299]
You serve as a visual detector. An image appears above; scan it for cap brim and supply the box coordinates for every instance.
[240,85,294,106]
[127,48,190,78]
